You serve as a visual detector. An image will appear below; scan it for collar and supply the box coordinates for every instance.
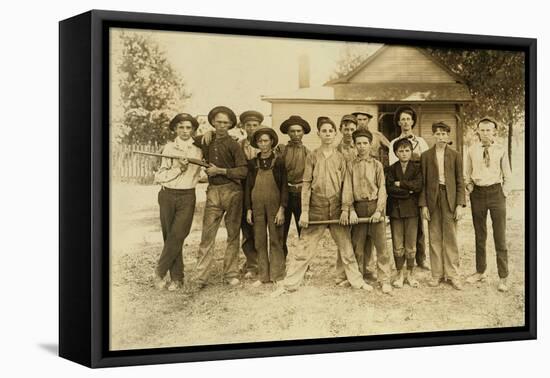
[356,154,373,162]
[257,151,274,159]
[287,140,303,147]
[174,136,194,150]
[340,140,354,149]
[399,133,417,141]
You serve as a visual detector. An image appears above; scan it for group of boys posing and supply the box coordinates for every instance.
[153,105,512,296]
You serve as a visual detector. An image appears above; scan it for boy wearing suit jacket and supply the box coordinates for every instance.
[386,138,423,288]
[419,122,466,290]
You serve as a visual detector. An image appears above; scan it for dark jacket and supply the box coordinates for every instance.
[386,160,423,218]
[244,152,289,211]
[418,146,466,214]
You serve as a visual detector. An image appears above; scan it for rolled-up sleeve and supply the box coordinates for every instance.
[301,153,315,214]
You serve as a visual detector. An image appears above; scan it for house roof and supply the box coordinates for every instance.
[262,82,471,103]
[325,45,466,85]
[262,45,472,104]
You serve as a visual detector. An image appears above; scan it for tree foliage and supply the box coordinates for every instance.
[425,47,525,132]
[332,45,525,167]
[116,31,190,145]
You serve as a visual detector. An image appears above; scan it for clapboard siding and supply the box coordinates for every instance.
[271,102,379,150]
[350,46,457,84]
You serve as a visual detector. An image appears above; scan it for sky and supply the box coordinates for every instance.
[110,27,381,122]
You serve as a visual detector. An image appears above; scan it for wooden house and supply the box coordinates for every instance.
[262,45,472,163]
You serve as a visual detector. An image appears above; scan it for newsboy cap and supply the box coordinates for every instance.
[251,127,279,149]
[352,111,374,119]
[432,121,451,133]
[477,116,500,129]
[340,114,358,126]
[393,137,414,154]
[316,116,336,131]
[394,106,417,128]
[280,115,311,134]
[239,110,264,124]
[208,106,237,128]
[169,113,199,131]
[352,129,373,143]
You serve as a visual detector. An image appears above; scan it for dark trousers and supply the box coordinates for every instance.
[283,191,302,258]
[350,200,391,283]
[157,188,196,282]
[470,184,508,278]
[416,217,426,265]
[241,209,258,274]
[390,216,418,271]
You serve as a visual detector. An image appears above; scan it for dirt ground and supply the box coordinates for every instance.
[109,183,525,351]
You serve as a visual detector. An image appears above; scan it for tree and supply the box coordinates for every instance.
[330,43,378,80]
[116,31,190,145]
[425,48,525,169]
[331,45,525,169]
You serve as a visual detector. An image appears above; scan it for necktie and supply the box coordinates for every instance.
[482,144,490,167]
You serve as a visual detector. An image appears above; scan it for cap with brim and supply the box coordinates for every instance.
[477,116,500,129]
[340,114,358,126]
[393,137,414,154]
[352,129,373,143]
[251,127,279,149]
[317,116,336,130]
[352,111,374,119]
[432,121,451,133]
[169,113,199,131]
[208,106,237,129]
[280,115,311,134]
[239,110,264,124]
[394,106,417,128]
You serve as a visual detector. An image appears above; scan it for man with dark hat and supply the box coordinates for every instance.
[244,127,288,287]
[237,110,263,279]
[194,106,248,288]
[275,115,311,258]
[153,113,202,291]
[352,111,391,162]
[389,106,430,270]
[388,106,429,165]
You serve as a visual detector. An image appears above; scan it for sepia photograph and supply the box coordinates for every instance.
[107,26,527,351]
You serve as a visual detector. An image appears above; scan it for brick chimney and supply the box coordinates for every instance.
[298,54,310,89]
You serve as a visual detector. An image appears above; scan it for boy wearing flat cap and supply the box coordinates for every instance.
[386,137,423,288]
[337,114,358,162]
[272,116,371,296]
[419,122,466,290]
[389,106,430,271]
[153,113,203,291]
[244,127,288,287]
[352,111,391,163]
[347,129,392,294]
[194,106,248,288]
[238,110,263,279]
[464,117,512,292]
[276,115,311,258]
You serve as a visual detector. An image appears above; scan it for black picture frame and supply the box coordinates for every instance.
[59,9,537,368]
